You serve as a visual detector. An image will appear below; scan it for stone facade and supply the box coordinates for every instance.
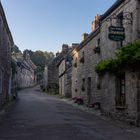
[43,45,67,94]
[72,30,101,105]
[43,54,63,94]
[99,0,140,124]
[58,48,73,97]
[0,2,14,107]
[43,44,75,94]
[12,53,36,89]
[71,0,140,124]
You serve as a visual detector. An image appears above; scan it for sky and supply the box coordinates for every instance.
[1,0,116,53]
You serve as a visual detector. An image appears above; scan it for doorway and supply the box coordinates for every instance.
[136,72,140,125]
[87,77,92,105]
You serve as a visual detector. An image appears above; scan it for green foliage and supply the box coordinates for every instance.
[95,59,118,75]
[95,40,140,75]
[116,40,140,66]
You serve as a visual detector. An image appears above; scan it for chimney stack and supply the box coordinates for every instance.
[62,44,69,54]
[91,14,100,32]
[82,33,88,41]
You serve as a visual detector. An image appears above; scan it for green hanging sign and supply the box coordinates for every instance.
[108,26,125,41]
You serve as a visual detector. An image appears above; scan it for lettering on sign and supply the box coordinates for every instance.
[108,26,125,41]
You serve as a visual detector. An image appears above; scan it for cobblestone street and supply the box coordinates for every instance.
[0,87,140,140]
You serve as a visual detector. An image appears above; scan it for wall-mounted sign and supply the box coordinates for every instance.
[108,26,125,41]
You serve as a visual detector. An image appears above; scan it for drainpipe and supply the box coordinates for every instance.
[136,0,140,39]
[136,72,140,126]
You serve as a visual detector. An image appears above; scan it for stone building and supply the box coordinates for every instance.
[43,56,61,94]
[71,20,101,105]
[0,2,14,107]
[71,0,140,124]
[43,44,75,94]
[58,44,78,97]
[99,0,140,124]
[12,52,36,89]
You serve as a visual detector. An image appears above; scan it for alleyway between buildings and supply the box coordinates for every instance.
[0,87,140,140]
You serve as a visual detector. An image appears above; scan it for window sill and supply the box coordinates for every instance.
[116,105,127,110]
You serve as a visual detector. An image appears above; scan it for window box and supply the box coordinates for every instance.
[94,46,100,54]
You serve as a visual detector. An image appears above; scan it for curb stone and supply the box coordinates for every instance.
[61,98,140,131]
[61,99,101,117]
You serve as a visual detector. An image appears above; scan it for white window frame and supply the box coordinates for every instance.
[0,69,2,94]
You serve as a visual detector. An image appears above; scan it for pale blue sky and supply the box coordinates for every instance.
[1,0,116,53]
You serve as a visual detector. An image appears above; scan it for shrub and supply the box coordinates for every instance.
[95,40,140,75]
[95,59,118,75]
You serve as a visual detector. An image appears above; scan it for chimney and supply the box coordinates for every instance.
[91,14,100,32]
[82,33,88,41]
[62,44,69,54]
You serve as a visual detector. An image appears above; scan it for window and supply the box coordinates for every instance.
[0,69,2,94]
[98,38,100,46]
[82,51,84,57]
[116,73,126,108]
[80,51,85,63]
[87,77,92,105]
[96,75,101,90]
[81,78,85,91]
[73,57,77,68]
[94,39,100,54]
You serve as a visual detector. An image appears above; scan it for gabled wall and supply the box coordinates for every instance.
[0,2,14,107]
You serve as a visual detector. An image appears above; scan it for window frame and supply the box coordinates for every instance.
[0,69,3,94]
[115,73,126,109]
